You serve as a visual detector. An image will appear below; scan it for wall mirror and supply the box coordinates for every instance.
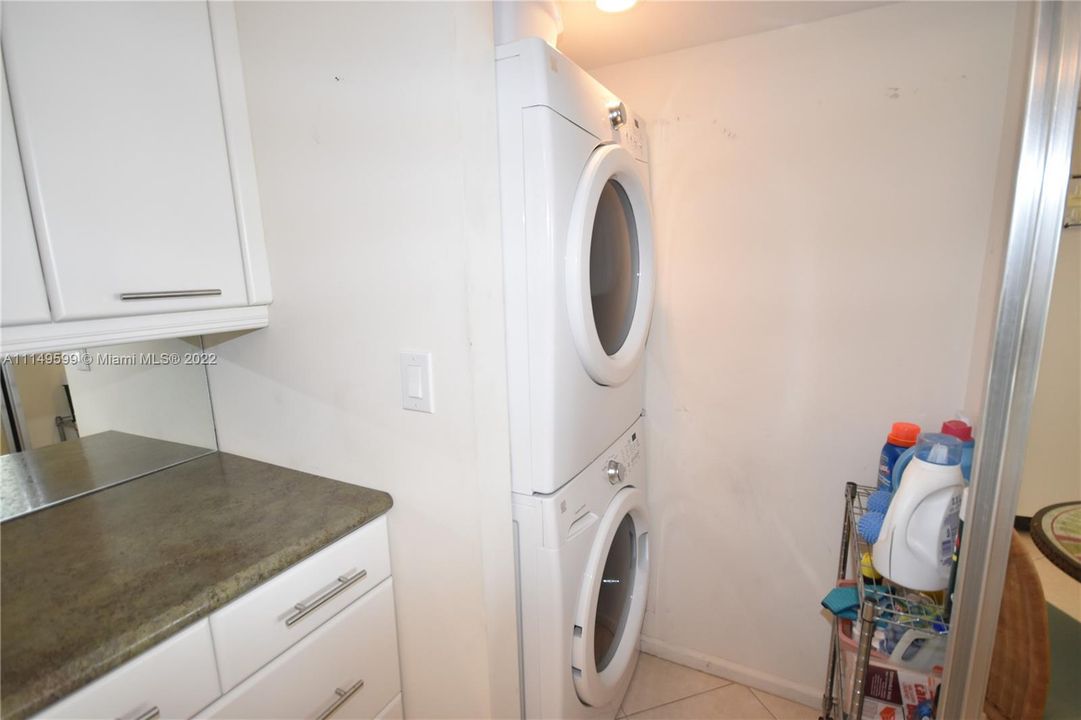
[0,336,217,521]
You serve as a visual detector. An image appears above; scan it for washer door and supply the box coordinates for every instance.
[571,486,650,707]
[566,144,655,387]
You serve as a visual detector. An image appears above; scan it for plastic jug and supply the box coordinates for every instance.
[888,629,948,673]
[872,433,964,591]
[888,418,975,497]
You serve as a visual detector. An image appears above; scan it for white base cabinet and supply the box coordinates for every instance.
[35,621,221,720]
[211,517,392,692]
[199,580,400,720]
[32,519,400,720]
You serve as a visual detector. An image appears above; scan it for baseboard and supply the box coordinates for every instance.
[639,635,823,711]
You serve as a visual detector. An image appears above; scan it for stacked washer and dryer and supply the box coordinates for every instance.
[495,12,657,718]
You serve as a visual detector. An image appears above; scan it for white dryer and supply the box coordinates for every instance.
[514,419,649,719]
[496,38,655,496]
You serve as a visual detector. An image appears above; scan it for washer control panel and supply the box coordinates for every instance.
[605,426,642,485]
[540,418,645,547]
[614,109,648,163]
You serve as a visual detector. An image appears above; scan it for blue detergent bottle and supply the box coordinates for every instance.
[877,422,921,492]
[939,417,975,622]
[940,419,975,483]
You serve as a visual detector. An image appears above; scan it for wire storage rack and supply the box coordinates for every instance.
[820,483,950,720]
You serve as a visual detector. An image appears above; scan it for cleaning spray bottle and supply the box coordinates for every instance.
[872,433,964,591]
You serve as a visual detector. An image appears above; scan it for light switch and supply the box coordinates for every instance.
[407,366,423,399]
[400,352,434,413]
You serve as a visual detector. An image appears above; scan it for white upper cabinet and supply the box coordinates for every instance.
[1,53,51,326]
[2,1,254,321]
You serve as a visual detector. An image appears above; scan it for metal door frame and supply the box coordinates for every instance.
[939,2,1081,717]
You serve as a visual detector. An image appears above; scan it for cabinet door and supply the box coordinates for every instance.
[1,55,51,326]
[2,1,248,321]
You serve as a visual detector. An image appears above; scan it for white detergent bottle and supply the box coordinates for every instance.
[872,433,964,591]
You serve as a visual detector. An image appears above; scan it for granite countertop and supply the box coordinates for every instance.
[0,452,393,720]
[0,430,214,522]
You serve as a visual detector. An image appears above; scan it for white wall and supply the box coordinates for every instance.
[1017,227,1081,515]
[64,337,217,449]
[205,3,518,718]
[1017,110,1081,516]
[591,2,1021,703]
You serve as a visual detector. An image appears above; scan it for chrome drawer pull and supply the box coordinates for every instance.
[315,679,365,720]
[284,569,367,627]
[125,707,160,720]
[120,289,222,300]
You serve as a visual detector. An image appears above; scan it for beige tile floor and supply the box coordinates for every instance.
[1017,531,1081,622]
[617,654,819,720]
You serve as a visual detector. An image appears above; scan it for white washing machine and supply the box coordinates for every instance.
[514,419,649,719]
[496,37,655,496]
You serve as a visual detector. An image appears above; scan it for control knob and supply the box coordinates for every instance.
[608,101,628,130]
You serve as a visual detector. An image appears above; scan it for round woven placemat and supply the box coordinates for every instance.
[1031,501,1081,581]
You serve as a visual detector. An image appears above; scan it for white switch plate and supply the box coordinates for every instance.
[399,352,434,413]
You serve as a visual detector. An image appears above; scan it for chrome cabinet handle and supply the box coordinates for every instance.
[120,289,222,300]
[284,569,367,627]
[315,679,365,720]
[125,707,160,720]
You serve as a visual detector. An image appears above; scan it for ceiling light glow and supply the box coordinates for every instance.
[596,0,637,13]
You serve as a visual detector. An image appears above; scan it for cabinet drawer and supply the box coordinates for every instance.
[34,620,220,720]
[199,579,400,720]
[210,517,391,691]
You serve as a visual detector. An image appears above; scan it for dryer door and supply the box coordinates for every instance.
[571,486,650,708]
[566,144,655,387]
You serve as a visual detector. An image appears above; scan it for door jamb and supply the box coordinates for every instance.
[939,3,1081,716]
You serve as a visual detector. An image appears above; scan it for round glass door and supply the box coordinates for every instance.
[566,144,655,387]
[590,181,640,358]
[572,488,650,708]
[594,513,638,671]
